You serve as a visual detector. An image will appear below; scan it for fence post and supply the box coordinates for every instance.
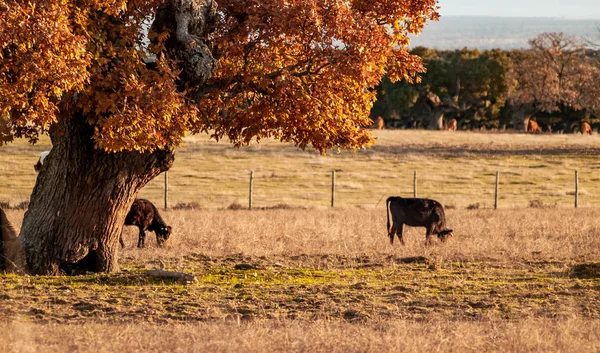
[249,171,254,210]
[164,171,168,209]
[413,171,417,198]
[494,171,499,210]
[575,170,579,208]
[331,170,336,208]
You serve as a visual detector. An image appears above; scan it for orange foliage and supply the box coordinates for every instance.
[0,0,438,153]
[509,33,600,115]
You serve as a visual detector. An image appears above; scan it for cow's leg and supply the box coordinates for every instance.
[137,228,146,248]
[389,222,397,244]
[119,229,126,248]
[425,225,434,246]
[397,224,405,246]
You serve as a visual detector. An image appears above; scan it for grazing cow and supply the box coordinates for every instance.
[386,196,453,245]
[376,116,385,130]
[447,119,457,131]
[527,120,542,133]
[34,151,50,173]
[580,122,593,135]
[120,199,172,248]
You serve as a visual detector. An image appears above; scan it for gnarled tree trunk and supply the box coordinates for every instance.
[0,208,25,273]
[512,110,531,132]
[16,0,216,275]
[20,117,174,275]
[428,110,445,130]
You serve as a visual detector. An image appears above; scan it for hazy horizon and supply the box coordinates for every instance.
[438,0,600,20]
[439,14,600,19]
[410,16,600,50]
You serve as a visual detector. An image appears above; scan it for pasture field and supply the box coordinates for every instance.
[2,130,600,209]
[2,130,600,352]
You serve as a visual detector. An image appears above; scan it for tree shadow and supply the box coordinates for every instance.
[367,144,600,158]
[569,262,600,279]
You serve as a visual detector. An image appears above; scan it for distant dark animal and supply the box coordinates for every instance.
[527,120,541,133]
[404,118,418,129]
[386,197,453,245]
[34,151,50,173]
[120,199,172,248]
[376,116,385,130]
[551,122,566,134]
[447,119,457,131]
[580,122,592,135]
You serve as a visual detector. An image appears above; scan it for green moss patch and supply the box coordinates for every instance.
[0,255,598,323]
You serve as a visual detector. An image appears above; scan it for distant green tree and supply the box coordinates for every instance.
[371,75,420,127]
[373,47,512,130]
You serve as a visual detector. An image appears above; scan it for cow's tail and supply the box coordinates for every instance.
[386,197,393,239]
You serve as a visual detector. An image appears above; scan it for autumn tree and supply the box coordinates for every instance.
[0,0,439,274]
[507,32,600,131]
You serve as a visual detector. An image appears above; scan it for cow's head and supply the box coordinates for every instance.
[437,229,453,242]
[156,225,172,246]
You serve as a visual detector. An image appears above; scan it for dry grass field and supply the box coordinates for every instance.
[2,130,600,352]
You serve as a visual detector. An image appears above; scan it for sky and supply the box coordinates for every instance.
[437,0,600,19]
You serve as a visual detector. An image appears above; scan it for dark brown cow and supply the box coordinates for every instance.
[376,116,385,130]
[527,119,542,133]
[580,122,592,135]
[120,199,172,248]
[447,119,457,131]
[386,196,453,245]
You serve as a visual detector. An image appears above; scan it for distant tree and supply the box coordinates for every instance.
[507,32,600,131]
[0,0,438,274]
[412,48,511,130]
[371,75,421,127]
[373,47,512,130]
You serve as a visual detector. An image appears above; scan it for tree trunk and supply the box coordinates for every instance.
[1,208,25,273]
[512,110,531,131]
[20,117,174,275]
[428,110,445,130]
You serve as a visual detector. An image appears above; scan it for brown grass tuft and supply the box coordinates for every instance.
[2,319,600,353]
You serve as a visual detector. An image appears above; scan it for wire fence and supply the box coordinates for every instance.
[0,164,592,211]
[2,132,598,211]
[138,169,588,211]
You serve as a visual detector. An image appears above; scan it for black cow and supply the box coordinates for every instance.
[386,196,453,245]
[120,199,172,248]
